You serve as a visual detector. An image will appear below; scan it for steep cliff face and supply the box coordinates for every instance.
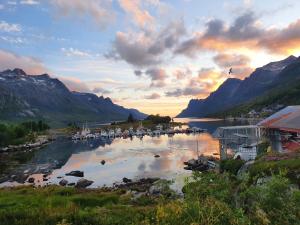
[177,56,298,118]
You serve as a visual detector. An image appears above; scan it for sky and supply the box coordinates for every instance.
[1,0,300,116]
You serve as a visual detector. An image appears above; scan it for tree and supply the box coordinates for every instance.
[127,113,135,123]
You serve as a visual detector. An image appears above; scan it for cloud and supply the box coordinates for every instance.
[1,36,25,44]
[0,49,46,75]
[118,0,154,28]
[150,80,166,87]
[258,19,300,54]
[174,68,192,79]
[144,92,160,99]
[175,11,263,56]
[50,0,115,29]
[166,68,228,98]
[61,47,90,57]
[213,53,250,68]
[106,19,186,67]
[165,87,204,97]
[0,20,21,32]
[92,87,112,94]
[144,68,168,87]
[213,53,253,78]
[59,76,91,92]
[7,1,17,5]
[175,10,300,56]
[145,68,167,80]
[20,0,39,5]
[134,70,143,76]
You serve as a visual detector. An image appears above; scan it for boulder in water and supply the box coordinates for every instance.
[59,179,68,186]
[75,179,93,188]
[28,177,35,183]
[65,170,84,177]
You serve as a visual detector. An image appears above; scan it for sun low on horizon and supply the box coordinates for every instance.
[1,0,300,117]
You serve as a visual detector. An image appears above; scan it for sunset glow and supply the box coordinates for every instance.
[1,0,300,115]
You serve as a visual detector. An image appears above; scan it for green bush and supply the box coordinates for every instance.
[220,159,245,175]
[145,114,171,124]
[0,120,49,147]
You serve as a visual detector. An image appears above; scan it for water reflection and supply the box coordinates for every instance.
[1,118,243,190]
[46,133,219,189]
[174,117,249,133]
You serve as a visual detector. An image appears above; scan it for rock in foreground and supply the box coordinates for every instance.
[65,171,84,177]
[59,179,68,186]
[75,179,94,188]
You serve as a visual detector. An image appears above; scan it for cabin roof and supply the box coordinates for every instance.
[258,106,300,132]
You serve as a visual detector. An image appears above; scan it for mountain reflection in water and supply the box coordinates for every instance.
[48,133,219,189]
[0,118,246,190]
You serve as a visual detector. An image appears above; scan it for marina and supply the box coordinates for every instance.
[0,118,229,190]
[71,123,207,141]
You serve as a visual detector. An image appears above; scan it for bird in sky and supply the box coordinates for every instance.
[228,68,233,75]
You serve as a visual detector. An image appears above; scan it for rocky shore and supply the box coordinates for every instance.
[0,136,53,153]
[183,155,219,171]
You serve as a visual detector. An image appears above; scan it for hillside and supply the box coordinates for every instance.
[0,69,147,127]
[212,59,300,118]
[177,55,299,118]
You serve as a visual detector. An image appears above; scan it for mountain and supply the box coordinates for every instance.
[214,58,300,117]
[0,69,147,126]
[177,55,299,118]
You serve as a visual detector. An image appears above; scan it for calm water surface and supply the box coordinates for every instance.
[1,118,246,190]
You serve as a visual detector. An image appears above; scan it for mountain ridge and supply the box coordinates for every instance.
[0,69,147,127]
[177,55,299,118]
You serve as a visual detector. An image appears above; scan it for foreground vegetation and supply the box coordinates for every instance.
[1,151,300,225]
[0,121,50,147]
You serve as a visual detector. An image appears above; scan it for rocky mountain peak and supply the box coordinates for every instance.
[12,68,27,76]
[261,55,297,72]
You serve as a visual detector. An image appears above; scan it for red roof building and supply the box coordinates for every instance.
[258,106,300,152]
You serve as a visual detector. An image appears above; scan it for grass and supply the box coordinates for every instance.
[0,186,157,225]
[249,152,300,183]
[1,154,300,225]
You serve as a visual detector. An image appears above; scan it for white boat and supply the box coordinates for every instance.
[122,130,129,138]
[146,129,152,135]
[153,130,161,136]
[166,127,175,134]
[156,124,163,131]
[86,133,96,139]
[72,132,81,140]
[101,130,108,137]
[72,123,91,140]
[115,127,122,137]
[136,129,144,137]
[108,129,115,138]
[129,127,135,136]
[81,124,91,137]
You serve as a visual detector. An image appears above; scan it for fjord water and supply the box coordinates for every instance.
[0,118,246,189]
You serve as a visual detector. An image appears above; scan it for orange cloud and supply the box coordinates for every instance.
[175,11,300,57]
[0,49,46,75]
[58,76,91,92]
[213,53,253,79]
[118,0,154,27]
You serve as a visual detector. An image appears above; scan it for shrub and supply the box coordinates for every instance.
[220,159,245,175]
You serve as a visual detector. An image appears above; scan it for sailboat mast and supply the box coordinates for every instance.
[197,140,199,158]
